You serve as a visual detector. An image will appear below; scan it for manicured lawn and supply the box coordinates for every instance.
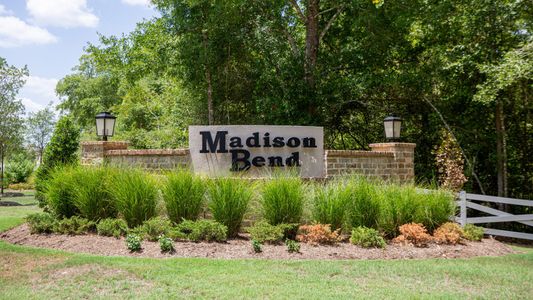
[1,193,532,299]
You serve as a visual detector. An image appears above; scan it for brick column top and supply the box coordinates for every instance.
[80,141,129,151]
[369,143,416,152]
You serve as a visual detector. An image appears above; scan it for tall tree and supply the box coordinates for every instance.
[26,104,56,164]
[0,57,27,195]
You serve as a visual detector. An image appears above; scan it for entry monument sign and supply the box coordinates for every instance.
[189,125,324,178]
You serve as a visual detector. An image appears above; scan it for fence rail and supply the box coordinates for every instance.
[456,191,533,241]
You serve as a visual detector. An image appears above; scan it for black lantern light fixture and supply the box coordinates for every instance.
[95,112,116,141]
[384,114,402,141]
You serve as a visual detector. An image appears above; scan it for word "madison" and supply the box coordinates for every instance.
[199,131,318,171]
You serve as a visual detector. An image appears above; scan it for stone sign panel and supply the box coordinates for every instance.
[189,125,325,178]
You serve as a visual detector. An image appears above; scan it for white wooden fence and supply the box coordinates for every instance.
[456,191,533,241]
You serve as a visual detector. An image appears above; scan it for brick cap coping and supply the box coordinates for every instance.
[326,150,394,157]
[369,143,416,148]
[81,141,130,146]
[106,149,190,156]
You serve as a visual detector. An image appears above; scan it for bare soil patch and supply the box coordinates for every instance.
[1,224,518,260]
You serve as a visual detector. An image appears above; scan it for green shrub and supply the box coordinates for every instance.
[26,213,57,234]
[246,221,284,244]
[312,181,350,231]
[96,218,128,238]
[72,166,117,221]
[108,169,158,228]
[251,240,262,253]
[126,234,142,252]
[159,235,175,253]
[44,166,79,218]
[175,219,228,242]
[285,239,300,253]
[35,116,80,207]
[207,178,252,237]
[350,226,386,248]
[162,169,206,223]
[5,153,34,184]
[54,216,95,235]
[463,224,484,241]
[138,217,173,241]
[346,177,380,230]
[261,176,304,225]
[277,223,299,240]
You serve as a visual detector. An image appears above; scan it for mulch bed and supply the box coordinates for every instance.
[0,224,518,260]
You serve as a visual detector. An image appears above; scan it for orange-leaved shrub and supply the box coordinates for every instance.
[393,223,432,247]
[433,222,464,245]
[296,224,341,245]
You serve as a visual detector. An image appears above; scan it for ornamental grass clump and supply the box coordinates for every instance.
[207,178,252,237]
[261,176,304,225]
[162,169,206,223]
[350,227,386,249]
[312,181,350,231]
[345,177,380,230]
[108,169,158,228]
[72,166,117,221]
[44,165,79,218]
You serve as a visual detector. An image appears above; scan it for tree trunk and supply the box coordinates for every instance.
[495,100,508,200]
[304,0,319,91]
[203,32,214,125]
[1,146,4,195]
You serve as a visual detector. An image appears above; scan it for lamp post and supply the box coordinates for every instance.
[95,112,116,141]
[384,114,402,142]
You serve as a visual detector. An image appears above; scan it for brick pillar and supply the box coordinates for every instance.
[80,141,129,166]
[369,143,416,182]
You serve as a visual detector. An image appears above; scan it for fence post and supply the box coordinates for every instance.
[459,190,467,227]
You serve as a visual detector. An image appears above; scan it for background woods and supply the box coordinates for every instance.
[50,0,532,199]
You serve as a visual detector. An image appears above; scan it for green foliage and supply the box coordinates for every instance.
[72,166,116,221]
[35,116,80,206]
[312,181,350,231]
[26,213,57,234]
[285,239,300,253]
[207,178,251,237]
[126,234,142,252]
[43,166,79,218]
[246,221,284,244]
[137,217,173,242]
[162,169,205,223]
[350,227,386,249]
[96,218,129,238]
[463,224,484,241]
[345,177,381,230]
[261,177,304,225]
[175,219,228,242]
[53,216,95,235]
[158,235,175,253]
[108,169,158,228]
[251,240,262,253]
[5,153,34,184]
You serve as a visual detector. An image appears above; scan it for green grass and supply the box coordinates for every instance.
[1,191,532,299]
[0,191,41,231]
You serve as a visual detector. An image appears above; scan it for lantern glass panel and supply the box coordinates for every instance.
[393,120,401,138]
[384,120,394,139]
[104,118,115,136]
[96,118,105,136]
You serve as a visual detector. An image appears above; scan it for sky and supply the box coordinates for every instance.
[0,0,158,113]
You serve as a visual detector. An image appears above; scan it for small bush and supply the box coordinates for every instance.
[463,224,484,241]
[350,227,386,249]
[433,222,464,245]
[296,224,341,245]
[207,178,252,237]
[312,181,350,231]
[97,218,128,238]
[5,153,34,184]
[162,169,206,223]
[159,235,175,253]
[54,216,95,235]
[72,166,116,221]
[126,234,142,252]
[108,169,158,228]
[138,217,173,241]
[251,240,262,253]
[44,166,79,218]
[277,223,299,240]
[176,219,228,242]
[393,223,432,247]
[285,239,300,253]
[246,221,284,244]
[26,213,57,234]
[261,176,304,225]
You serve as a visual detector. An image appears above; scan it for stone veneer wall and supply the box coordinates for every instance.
[81,142,415,182]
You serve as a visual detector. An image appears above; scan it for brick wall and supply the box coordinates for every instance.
[80,142,415,182]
